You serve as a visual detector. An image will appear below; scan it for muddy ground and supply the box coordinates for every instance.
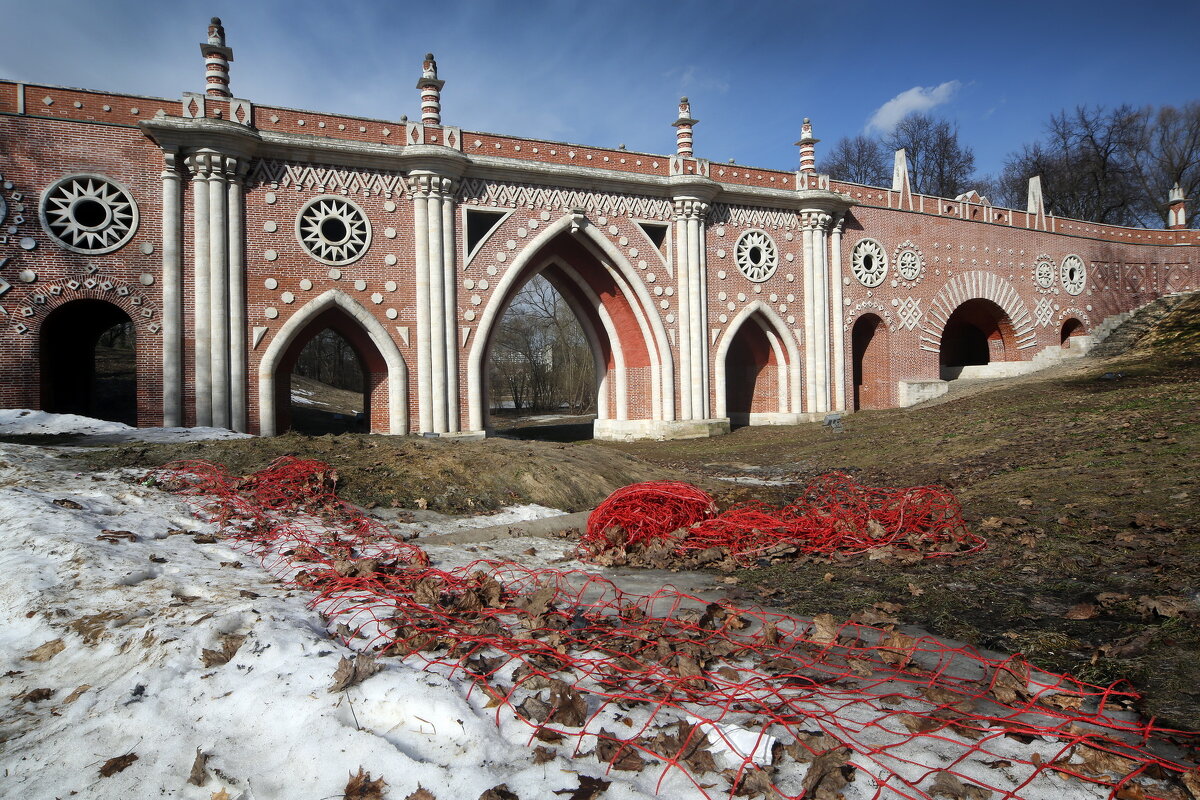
[56,294,1200,732]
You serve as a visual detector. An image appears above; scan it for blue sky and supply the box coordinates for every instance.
[3,0,1197,182]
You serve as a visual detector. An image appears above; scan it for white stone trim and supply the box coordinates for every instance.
[257,289,408,436]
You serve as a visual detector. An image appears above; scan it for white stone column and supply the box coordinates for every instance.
[160,153,183,427]
[227,158,248,432]
[829,216,847,412]
[801,216,817,412]
[411,176,433,433]
[187,152,212,427]
[441,181,459,432]
[426,186,447,433]
[208,162,230,429]
[672,212,692,420]
[812,213,831,414]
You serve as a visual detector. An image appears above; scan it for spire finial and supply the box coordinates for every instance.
[672,97,698,157]
[1168,182,1188,229]
[416,52,445,125]
[200,16,233,98]
[794,117,819,173]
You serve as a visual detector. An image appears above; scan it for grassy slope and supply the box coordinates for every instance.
[607,294,1200,729]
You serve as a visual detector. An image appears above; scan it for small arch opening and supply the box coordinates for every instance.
[288,328,366,434]
[1061,318,1085,348]
[40,300,137,425]
[724,316,777,428]
[851,313,889,410]
[72,198,108,229]
[320,216,348,244]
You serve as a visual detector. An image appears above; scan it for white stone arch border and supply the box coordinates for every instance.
[541,261,619,421]
[713,300,803,419]
[257,289,408,436]
[919,270,1037,354]
[466,215,674,431]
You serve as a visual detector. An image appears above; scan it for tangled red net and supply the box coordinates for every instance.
[580,474,986,565]
[152,457,1199,799]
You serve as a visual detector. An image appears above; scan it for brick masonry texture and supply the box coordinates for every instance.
[1,71,1196,437]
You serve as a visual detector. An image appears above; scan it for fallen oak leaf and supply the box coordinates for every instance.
[329,653,383,692]
[809,613,839,646]
[345,767,387,799]
[188,748,209,786]
[929,770,992,798]
[405,788,438,800]
[1063,603,1097,620]
[211,790,231,800]
[479,785,519,800]
[200,634,246,668]
[552,775,610,800]
[24,639,65,662]
[63,684,90,704]
[99,752,138,777]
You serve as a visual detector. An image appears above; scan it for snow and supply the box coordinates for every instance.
[0,411,1190,799]
[0,409,252,442]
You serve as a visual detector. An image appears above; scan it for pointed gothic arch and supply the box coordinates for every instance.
[257,289,408,435]
[714,300,803,423]
[466,215,675,436]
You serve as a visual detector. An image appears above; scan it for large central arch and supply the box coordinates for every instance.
[466,215,675,438]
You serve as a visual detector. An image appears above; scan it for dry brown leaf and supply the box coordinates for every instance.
[907,583,925,597]
[1096,592,1131,608]
[405,787,438,800]
[188,748,209,786]
[855,607,900,626]
[200,634,246,668]
[898,713,941,734]
[1040,692,1084,711]
[879,630,917,667]
[345,767,387,799]
[1181,766,1200,799]
[329,653,383,692]
[990,663,1031,705]
[99,753,138,777]
[929,770,992,798]
[21,688,54,703]
[1116,784,1148,800]
[596,730,646,772]
[24,639,65,662]
[552,775,610,800]
[210,790,231,800]
[547,682,587,728]
[1137,595,1195,619]
[1064,603,1098,620]
[532,745,556,765]
[846,657,873,677]
[810,613,839,646]
[802,746,853,798]
[1072,744,1138,777]
[479,784,519,800]
[63,684,90,704]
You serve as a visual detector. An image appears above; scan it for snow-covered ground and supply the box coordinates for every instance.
[0,409,251,443]
[0,412,1193,800]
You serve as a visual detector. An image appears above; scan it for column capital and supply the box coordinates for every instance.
[408,171,456,199]
[672,197,709,220]
[801,210,833,230]
[184,149,223,177]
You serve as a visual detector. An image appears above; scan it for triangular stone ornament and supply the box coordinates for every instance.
[711,328,721,345]
[252,326,268,349]
[892,149,914,211]
[792,328,803,343]
[668,329,676,347]
[0,274,10,298]
[395,326,410,347]
[461,327,471,347]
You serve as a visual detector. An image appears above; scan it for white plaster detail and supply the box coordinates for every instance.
[384,200,397,212]
[281,291,295,304]
[39,174,139,254]
[296,195,371,265]
[252,327,269,348]
[386,308,398,319]
[1035,296,1054,327]
[263,249,277,261]
[457,178,672,221]
[264,192,276,204]
[385,227,396,238]
[896,297,922,330]
[1061,254,1087,295]
[140,273,155,286]
[851,238,888,287]
[354,279,367,291]
[264,221,277,233]
[264,277,278,290]
[328,269,341,280]
[250,159,409,198]
[734,229,779,282]
[299,279,313,291]
[461,327,471,347]
[385,254,397,266]
[264,307,278,319]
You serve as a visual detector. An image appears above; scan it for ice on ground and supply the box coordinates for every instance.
[0,409,252,442]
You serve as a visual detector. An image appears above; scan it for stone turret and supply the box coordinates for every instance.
[417,53,445,125]
[672,97,697,157]
[1168,183,1188,230]
[200,17,233,98]
[795,118,819,174]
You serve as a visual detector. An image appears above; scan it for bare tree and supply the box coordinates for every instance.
[294,329,363,390]
[883,112,977,198]
[489,275,596,414]
[821,134,890,186]
[1126,102,1200,227]
[1000,105,1143,225]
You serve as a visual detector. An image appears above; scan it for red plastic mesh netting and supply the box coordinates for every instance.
[580,475,986,565]
[152,458,1199,799]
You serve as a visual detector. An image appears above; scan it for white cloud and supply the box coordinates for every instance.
[866,80,962,133]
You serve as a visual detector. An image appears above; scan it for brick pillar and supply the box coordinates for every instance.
[673,97,697,157]
[417,53,445,126]
[201,17,234,98]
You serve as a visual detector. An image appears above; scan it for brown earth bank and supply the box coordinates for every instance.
[79,293,1200,731]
